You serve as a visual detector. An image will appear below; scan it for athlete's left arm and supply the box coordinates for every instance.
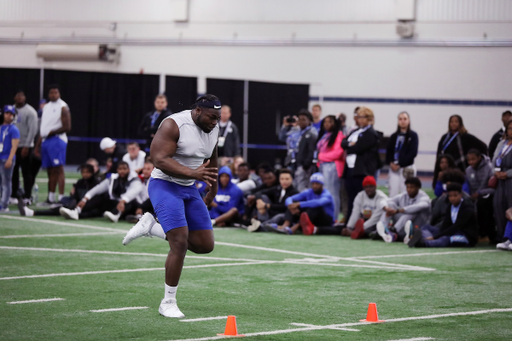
[48,106,72,137]
[204,144,219,206]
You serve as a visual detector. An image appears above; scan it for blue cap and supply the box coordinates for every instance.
[3,105,16,114]
[310,172,324,185]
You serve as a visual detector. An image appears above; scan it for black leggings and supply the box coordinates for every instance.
[284,206,333,227]
[79,194,136,218]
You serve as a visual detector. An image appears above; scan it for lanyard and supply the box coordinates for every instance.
[442,132,458,152]
[1,125,9,144]
[496,141,512,167]
[220,121,232,138]
[150,112,160,126]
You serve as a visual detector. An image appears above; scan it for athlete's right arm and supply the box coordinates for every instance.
[150,119,218,186]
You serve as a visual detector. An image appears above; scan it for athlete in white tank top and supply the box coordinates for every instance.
[40,98,69,143]
[151,110,219,186]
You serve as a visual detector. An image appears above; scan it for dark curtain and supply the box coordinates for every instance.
[0,68,41,123]
[206,78,245,145]
[165,75,197,113]
[44,69,159,165]
[247,81,310,168]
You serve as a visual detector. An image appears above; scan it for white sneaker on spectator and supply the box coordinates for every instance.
[0,207,9,213]
[18,201,34,217]
[403,220,413,244]
[377,221,393,243]
[158,298,185,318]
[496,240,511,250]
[9,197,18,205]
[104,211,121,223]
[247,219,261,233]
[122,212,156,245]
[59,207,79,220]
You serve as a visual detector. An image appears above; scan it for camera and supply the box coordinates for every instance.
[286,116,296,123]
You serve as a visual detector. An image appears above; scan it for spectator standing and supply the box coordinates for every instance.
[311,104,322,131]
[466,149,496,242]
[34,84,71,205]
[496,208,512,250]
[138,94,172,150]
[386,111,419,197]
[489,110,512,159]
[12,90,38,204]
[316,115,344,220]
[338,113,349,137]
[100,137,126,175]
[0,106,20,212]
[218,105,241,159]
[341,107,380,224]
[435,114,488,173]
[286,110,318,191]
[122,142,146,174]
[492,120,512,240]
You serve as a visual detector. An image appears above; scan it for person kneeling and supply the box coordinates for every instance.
[59,161,143,222]
[209,166,244,227]
[341,176,388,239]
[274,173,335,235]
[408,183,478,248]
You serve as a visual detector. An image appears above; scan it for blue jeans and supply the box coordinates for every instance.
[504,221,512,241]
[320,162,340,220]
[421,224,468,247]
[0,159,15,208]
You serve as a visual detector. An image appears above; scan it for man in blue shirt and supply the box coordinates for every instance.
[275,172,335,235]
[408,183,478,248]
[0,105,20,212]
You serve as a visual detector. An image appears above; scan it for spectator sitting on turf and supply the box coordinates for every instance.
[496,207,512,251]
[243,169,278,219]
[99,137,126,176]
[341,176,388,239]
[86,158,102,181]
[122,141,146,174]
[209,166,245,227]
[233,162,257,195]
[465,148,496,243]
[376,177,431,243]
[126,160,155,223]
[273,173,334,235]
[408,183,478,248]
[248,168,299,232]
[59,161,143,223]
[429,169,474,231]
[19,164,100,217]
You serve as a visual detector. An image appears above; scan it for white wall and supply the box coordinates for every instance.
[0,0,511,170]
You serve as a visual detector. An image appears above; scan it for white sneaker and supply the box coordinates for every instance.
[9,197,18,205]
[247,218,261,233]
[211,219,216,226]
[122,212,156,245]
[103,211,121,223]
[0,207,9,213]
[158,298,185,318]
[23,207,34,217]
[59,207,79,220]
[496,240,512,250]
[403,220,413,244]
[377,221,393,243]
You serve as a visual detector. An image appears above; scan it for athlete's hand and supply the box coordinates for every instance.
[204,194,215,207]
[193,160,218,186]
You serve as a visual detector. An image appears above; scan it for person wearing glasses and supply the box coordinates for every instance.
[341,107,380,224]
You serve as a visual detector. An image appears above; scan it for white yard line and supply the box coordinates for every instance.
[90,306,148,313]
[389,337,435,341]
[351,250,498,259]
[0,246,270,262]
[282,260,434,271]
[180,316,228,322]
[0,232,121,239]
[7,298,65,304]
[36,178,76,184]
[0,215,126,233]
[164,307,512,341]
[290,323,360,332]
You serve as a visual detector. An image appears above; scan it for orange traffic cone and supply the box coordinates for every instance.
[359,303,385,322]
[217,315,245,337]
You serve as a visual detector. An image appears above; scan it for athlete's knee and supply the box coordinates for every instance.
[192,240,214,254]
[168,232,189,257]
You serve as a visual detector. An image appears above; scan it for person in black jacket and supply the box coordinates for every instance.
[386,111,419,197]
[488,110,512,159]
[254,168,298,222]
[408,183,478,248]
[341,106,380,224]
[137,94,172,150]
[218,105,241,159]
[435,114,487,173]
[18,164,100,216]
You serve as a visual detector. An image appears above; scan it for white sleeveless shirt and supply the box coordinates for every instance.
[40,98,69,142]
[151,110,219,186]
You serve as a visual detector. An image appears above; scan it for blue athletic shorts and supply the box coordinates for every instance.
[148,178,213,233]
[41,136,67,168]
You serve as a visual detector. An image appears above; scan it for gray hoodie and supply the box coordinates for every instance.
[386,189,431,225]
[465,154,495,196]
[347,189,388,230]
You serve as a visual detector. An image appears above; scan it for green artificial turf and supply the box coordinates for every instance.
[1,173,510,340]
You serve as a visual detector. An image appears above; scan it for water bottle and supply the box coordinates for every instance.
[32,184,39,204]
